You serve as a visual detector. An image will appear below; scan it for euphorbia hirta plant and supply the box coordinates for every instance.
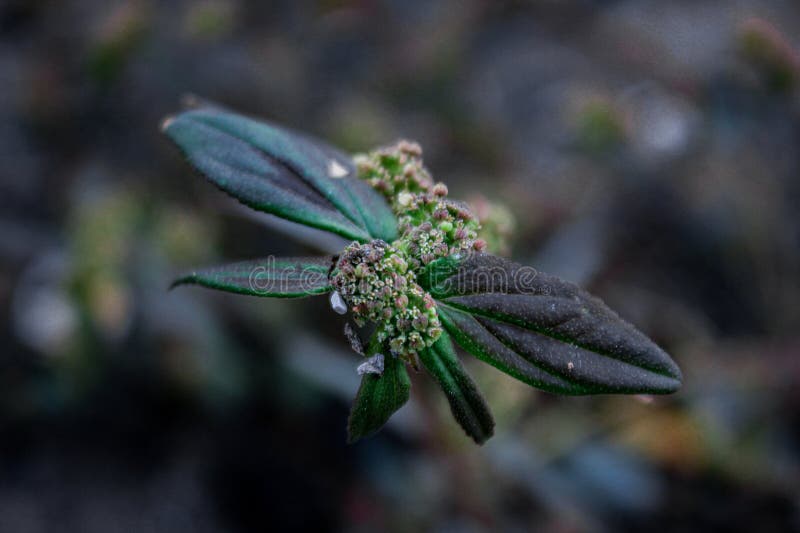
[163,101,682,444]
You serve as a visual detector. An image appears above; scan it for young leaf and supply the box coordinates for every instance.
[162,107,398,243]
[422,254,682,395]
[171,256,333,298]
[348,345,411,443]
[418,331,495,444]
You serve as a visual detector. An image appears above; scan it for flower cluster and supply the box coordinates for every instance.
[354,141,486,268]
[331,240,442,363]
[353,140,433,206]
[395,190,485,269]
[331,141,510,362]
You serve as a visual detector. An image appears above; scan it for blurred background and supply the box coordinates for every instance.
[2,0,800,531]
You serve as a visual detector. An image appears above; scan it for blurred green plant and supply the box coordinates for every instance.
[575,100,626,154]
[163,102,682,444]
[740,18,800,93]
[87,2,150,84]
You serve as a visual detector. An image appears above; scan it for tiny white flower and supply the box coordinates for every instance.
[397,192,414,207]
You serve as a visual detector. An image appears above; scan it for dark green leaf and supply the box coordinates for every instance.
[347,338,411,443]
[162,107,398,242]
[171,256,333,298]
[418,331,495,444]
[422,254,682,395]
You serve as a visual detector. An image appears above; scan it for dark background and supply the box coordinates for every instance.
[2,1,800,531]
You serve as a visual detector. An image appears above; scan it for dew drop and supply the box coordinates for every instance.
[327,159,349,178]
[330,291,348,314]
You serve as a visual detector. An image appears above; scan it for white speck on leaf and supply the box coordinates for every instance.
[330,291,348,314]
[357,353,385,376]
[327,159,348,178]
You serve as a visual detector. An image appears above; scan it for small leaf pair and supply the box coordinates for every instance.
[346,325,493,444]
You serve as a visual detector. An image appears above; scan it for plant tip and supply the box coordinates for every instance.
[160,115,175,132]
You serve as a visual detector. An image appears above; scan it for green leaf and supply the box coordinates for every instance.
[418,331,495,444]
[422,254,682,395]
[171,256,333,298]
[162,106,398,243]
[347,339,411,443]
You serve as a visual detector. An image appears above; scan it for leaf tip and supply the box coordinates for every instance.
[345,410,372,445]
[168,274,194,291]
[160,114,176,132]
[637,360,683,395]
[654,351,683,393]
[345,429,364,445]
[468,421,495,445]
[661,372,684,394]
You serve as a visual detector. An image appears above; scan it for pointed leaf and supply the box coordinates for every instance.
[347,339,410,443]
[172,256,333,298]
[421,254,682,395]
[163,107,398,242]
[418,331,495,444]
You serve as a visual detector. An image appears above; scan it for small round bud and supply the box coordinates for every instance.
[354,264,366,278]
[390,335,406,353]
[398,192,414,207]
[432,183,448,196]
[408,332,425,351]
[398,140,422,157]
[395,294,409,309]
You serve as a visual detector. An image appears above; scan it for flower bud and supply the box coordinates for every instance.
[398,192,414,207]
[395,294,409,309]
